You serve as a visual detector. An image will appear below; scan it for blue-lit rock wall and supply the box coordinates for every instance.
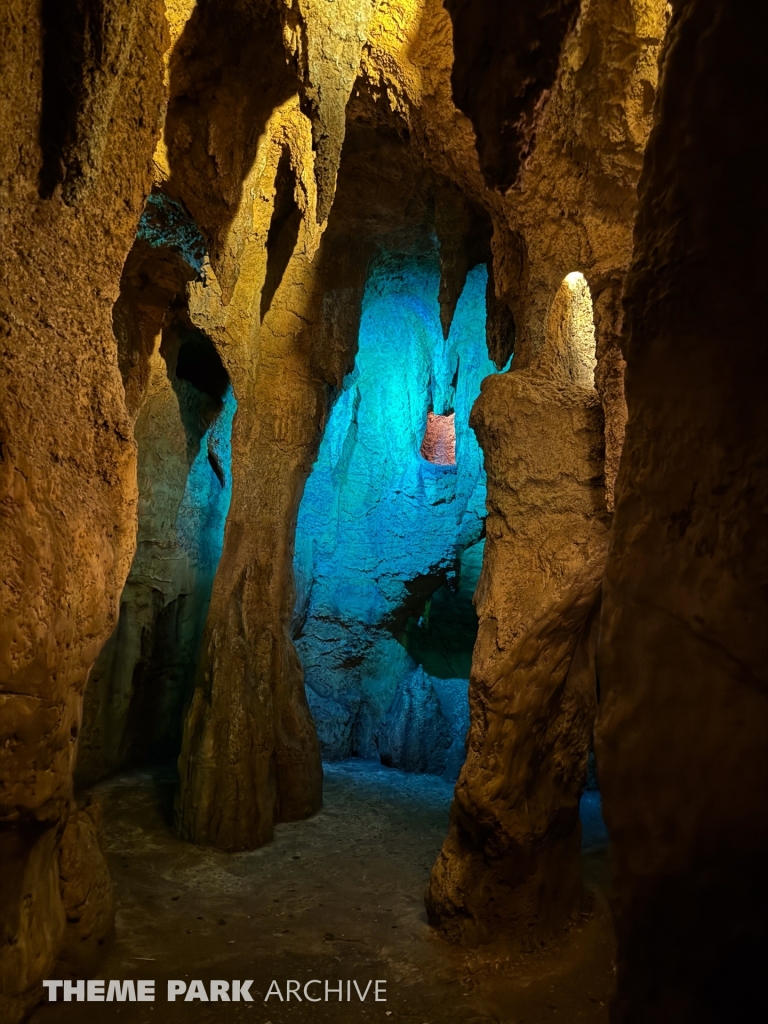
[294,248,503,777]
[176,383,235,577]
[77,192,234,786]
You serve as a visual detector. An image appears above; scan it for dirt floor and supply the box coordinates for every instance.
[30,761,615,1024]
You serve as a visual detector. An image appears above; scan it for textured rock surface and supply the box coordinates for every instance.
[58,801,115,972]
[416,0,667,950]
[443,0,581,190]
[77,340,234,787]
[379,668,453,776]
[162,0,497,855]
[594,0,768,1019]
[281,0,375,223]
[129,0,361,853]
[0,2,167,1018]
[76,192,235,788]
[293,254,495,768]
[427,277,610,945]
[8,2,758,1018]
[481,0,667,510]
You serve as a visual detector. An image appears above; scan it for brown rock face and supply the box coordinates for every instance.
[426,277,610,945]
[0,2,167,1018]
[281,0,375,223]
[77,318,231,788]
[480,0,666,512]
[58,801,115,972]
[74,200,216,787]
[169,0,492,852]
[443,0,581,190]
[422,0,667,954]
[595,0,768,1019]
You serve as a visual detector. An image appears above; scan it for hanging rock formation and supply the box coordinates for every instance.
[281,0,375,224]
[470,0,667,508]
[443,0,582,190]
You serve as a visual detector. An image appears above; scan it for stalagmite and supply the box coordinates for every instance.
[426,270,609,945]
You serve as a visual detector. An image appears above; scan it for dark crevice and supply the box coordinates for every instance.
[260,148,303,321]
[486,258,517,369]
[174,332,229,403]
[208,448,225,488]
[163,325,230,465]
[38,0,101,198]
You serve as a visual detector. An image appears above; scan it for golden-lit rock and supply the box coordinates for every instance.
[596,0,768,1016]
[58,800,115,972]
[0,3,168,1018]
[427,268,610,946]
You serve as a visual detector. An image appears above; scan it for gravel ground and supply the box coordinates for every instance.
[30,759,613,1024]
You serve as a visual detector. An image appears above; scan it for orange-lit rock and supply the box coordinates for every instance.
[0,3,167,1018]
[420,412,457,465]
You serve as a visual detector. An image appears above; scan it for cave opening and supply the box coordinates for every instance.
[77,320,235,787]
[75,196,236,789]
[293,243,500,781]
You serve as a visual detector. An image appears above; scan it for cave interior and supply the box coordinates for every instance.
[0,1,765,1023]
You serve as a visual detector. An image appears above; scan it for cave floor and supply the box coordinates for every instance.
[30,761,614,1024]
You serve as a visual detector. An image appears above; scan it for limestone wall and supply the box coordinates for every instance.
[596,0,768,1017]
[0,3,168,1018]
[294,252,494,772]
[427,264,610,946]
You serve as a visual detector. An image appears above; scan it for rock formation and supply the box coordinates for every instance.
[1,3,167,1019]
[426,268,610,945]
[293,253,493,771]
[57,799,115,974]
[594,1,768,1018]
[76,195,234,788]
[434,0,767,1016]
[423,0,667,945]
[1,0,764,1021]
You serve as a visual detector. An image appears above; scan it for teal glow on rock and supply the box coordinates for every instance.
[294,247,508,775]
